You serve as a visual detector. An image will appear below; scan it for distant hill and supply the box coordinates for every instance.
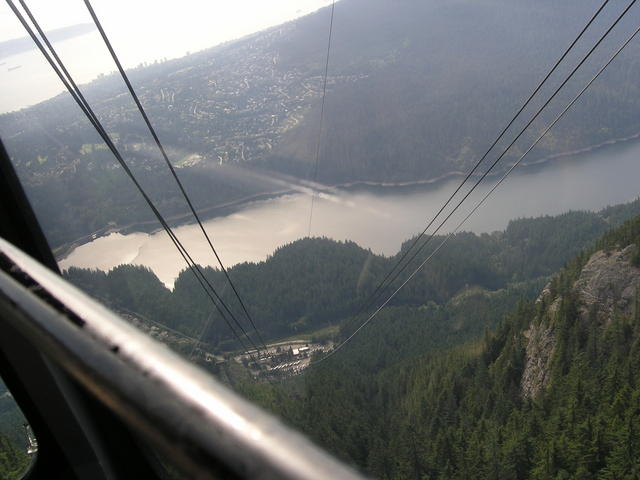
[63,198,640,351]
[264,0,640,183]
[2,0,640,246]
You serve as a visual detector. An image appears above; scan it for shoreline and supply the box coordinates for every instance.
[335,130,640,191]
[54,131,640,262]
[53,188,296,261]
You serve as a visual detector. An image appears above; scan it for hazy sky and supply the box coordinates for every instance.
[0,0,334,111]
[0,1,334,51]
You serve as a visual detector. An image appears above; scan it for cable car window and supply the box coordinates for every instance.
[2,1,640,478]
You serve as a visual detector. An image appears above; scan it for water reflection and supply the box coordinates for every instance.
[59,140,640,288]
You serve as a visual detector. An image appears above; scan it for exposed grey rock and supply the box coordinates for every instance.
[521,320,555,400]
[521,244,639,400]
[574,244,640,325]
[534,282,552,305]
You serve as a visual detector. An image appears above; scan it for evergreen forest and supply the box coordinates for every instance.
[49,199,640,478]
[243,209,640,479]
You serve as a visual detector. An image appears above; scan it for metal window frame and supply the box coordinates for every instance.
[0,138,160,479]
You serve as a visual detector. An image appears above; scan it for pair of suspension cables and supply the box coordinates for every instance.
[8,0,640,371]
[6,0,271,375]
[314,0,640,365]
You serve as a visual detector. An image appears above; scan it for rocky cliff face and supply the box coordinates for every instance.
[574,245,640,325]
[521,315,555,401]
[521,243,640,400]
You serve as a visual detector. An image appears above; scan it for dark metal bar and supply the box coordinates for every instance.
[0,138,164,479]
[0,237,365,480]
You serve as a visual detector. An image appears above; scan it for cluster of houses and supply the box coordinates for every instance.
[236,342,332,378]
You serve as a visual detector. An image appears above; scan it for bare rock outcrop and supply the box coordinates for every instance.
[574,244,640,325]
[521,244,640,400]
[521,320,555,400]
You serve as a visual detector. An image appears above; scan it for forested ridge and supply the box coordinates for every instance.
[3,208,639,479]
[5,202,640,479]
[63,199,640,351]
[243,214,640,479]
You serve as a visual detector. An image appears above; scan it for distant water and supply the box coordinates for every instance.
[0,33,111,113]
[59,139,640,288]
[0,0,334,113]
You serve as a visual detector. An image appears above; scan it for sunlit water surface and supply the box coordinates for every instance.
[59,140,640,288]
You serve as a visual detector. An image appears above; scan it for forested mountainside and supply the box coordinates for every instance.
[3,0,640,246]
[246,211,640,479]
[0,394,25,455]
[0,432,28,480]
[6,204,638,479]
[0,380,29,480]
[63,200,640,352]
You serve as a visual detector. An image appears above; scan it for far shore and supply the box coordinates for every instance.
[54,130,640,263]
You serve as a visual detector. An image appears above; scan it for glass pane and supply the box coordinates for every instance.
[2,1,640,478]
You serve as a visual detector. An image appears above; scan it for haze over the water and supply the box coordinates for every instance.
[59,139,640,288]
[0,0,334,112]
